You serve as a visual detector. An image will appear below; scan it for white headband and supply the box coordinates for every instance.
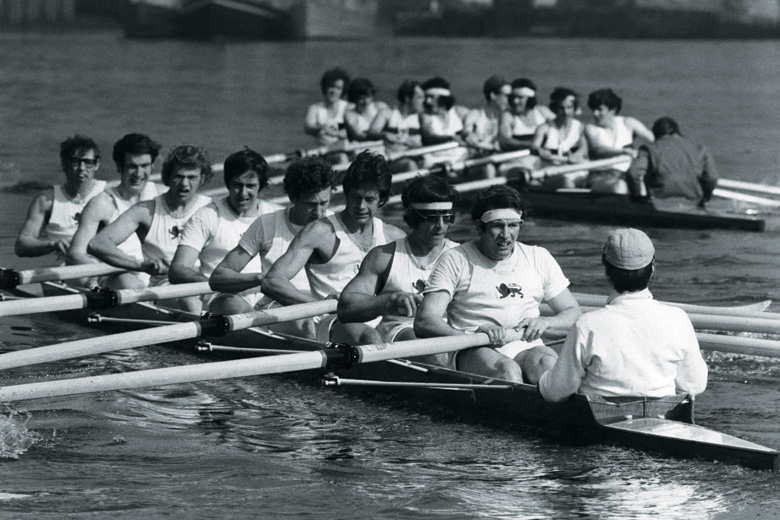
[425,87,452,97]
[514,87,536,98]
[411,202,453,211]
[480,208,523,223]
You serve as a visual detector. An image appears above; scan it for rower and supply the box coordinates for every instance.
[498,78,554,152]
[261,151,406,343]
[15,135,107,263]
[414,185,581,384]
[304,67,351,164]
[367,79,425,173]
[66,133,165,289]
[419,76,470,170]
[209,156,336,333]
[338,175,459,364]
[168,148,279,313]
[539,228,708,402]
[462,75,511,178]
[87,145,213,305]
[344,77,388,143]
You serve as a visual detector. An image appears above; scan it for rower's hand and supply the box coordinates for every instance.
[325,291,341,300]
[387,292,423,318]
[50,239,70,255]
[476,324,506,347]
[515,317,551,342]
[141,258,168,275]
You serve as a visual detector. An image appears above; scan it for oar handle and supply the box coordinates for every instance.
[116,282,213,305]
[225,299,338,332]
[0,263,126,289]
[386,142,460,161]
[462,149,531,169]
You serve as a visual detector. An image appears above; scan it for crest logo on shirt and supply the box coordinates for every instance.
[73,212,81,223]
[412,279,426,294]
[169,225,181,240]
[497,283,523,298]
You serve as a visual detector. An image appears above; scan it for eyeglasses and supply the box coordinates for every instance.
[69,157,98,168]
[415,210,456,224]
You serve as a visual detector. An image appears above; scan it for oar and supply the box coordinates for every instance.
[717,179,780,198]
[0,264,127,290]
[572,293,776,320]
[0,300,337,371]
[0,282,215,317]
[529,156,633,179]
[712,188,780,208]
[0,330,525,403]
[698,333,780,359]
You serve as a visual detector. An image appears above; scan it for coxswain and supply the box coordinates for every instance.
[304,67,351,164]
[368,80,425,172]
[414,185,581,384]
[16,135,107,263]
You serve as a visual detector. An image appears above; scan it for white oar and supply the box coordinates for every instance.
[0,282,214,317]
[0,330,524,403]
[697,333,780,359]
[572,293,776,320]
[332,142,462,172]
[717,179,780,198]
[712,188,780,208]
[0,300,337,371]
[0,264,127,290]
[529,156,632,179]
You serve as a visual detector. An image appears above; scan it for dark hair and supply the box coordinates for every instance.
[60,134,100,166]
[161,145,213,187]
[549,87,579,113]
[342,151,392,205]
[397,80,421,104]
[471,185,525,222]
[401,175,460,228]
[320,67,350,96]
[422,76,455,110]
[587,88,622,113]
[283,156,336,201]
[602,255,654,293]
[510,78,538,109]
[112,133,161,171]
[347,77,376,104]
[483,75,508,102]
[652,117,680,140]
[223,148,269,190]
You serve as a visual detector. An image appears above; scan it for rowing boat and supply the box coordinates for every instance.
[2,276,778,471]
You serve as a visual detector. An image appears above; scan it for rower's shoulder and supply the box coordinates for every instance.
[382,221,407,241]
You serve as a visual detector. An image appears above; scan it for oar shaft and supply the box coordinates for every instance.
[712,188,780,207]
[387,142,460,160]
[0,293,89,317]
[0,264,126,289]
[532,156,631,178]
[225,299,337,331]
[717,179,780,197]
[116,282,213,305]
[698,333,780,359]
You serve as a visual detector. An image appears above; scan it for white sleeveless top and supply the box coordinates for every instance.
[385,108,422,151]
[542,119,584,155]
[310,99,348,145]
[143,193,211,284]
[511,107,549,141]
[348,103,379,136]
[306,214,393,300]
[46,180,107,263]
[467,108,500,150]
[426,108,464,140]
[587,116,634,172]
[105,182,163,261]
[379,237,457,330]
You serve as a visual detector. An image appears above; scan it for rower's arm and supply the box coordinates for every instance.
[15,191,62,257]
[367,107,392,142]
[88,204,150,272]
[169,245,206,284]
[304,104,323,137]
[261,221,327,305]
[498,112,529,151]
[627,116,655,144]
[532,124,556,161]
[210,244,262,293]
[674,322,708,397]
[414,290,461,338]
[538,328,586,403]
[66,195,107,265]
[516,288,582,342]
[345,110,369,142]
[419,113,462,146]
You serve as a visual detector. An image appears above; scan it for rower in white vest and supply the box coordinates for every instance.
[88,145,212,310]
[338,175,459,365]
[419,76,470,169]
[169,148,281,313]
[368,80,424,172]
[210,156,337,336]
[67,133,166,289]
[16,135,107,264]
[414,185,582,384]
[262,151,406,343]
[304,67,351,164]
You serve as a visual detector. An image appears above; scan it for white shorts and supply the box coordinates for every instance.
[202,287,263,311]
[375,320,413,343]
[495,339,543,360]
[315,314,382,343]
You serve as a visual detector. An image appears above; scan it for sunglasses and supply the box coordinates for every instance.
[415,210,456,224]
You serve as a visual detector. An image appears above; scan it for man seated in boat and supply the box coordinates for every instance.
[368,80,425,173]
[461,75,511,179]
[418,76,470,171]
[583,88,654,194]
[167,148,281,314]
[337,175,460,365]
[66,133,166,289]
[261,151,406,343]
[414,185,581,384]
[539,228,707,402]
[15,135,107,264]
[304,67,351,164]
[210,156,336,337]
[626,117,719,208]
[344,77,388,145]
[88,145,213,309]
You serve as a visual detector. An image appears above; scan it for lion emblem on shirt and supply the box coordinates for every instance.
[497,283,523,298]
[412,279,426,294]
[169,225,181,240]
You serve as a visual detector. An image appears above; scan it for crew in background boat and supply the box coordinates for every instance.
[88,145,212,305]
[344,77,388,144]
[583,88,654,194]
[627,117,719,208]
[531,87,589,188]
[462,75,511,178]
[419,76,470,170]
[338,175,459,365]
[15,135,107,264]
[539,228,707,402]
[497,78,554,176]
[368,79,425,172]
[261,151,406,344]
[414,185,581,384]
[168,148,278,314]
[66,133,165,289]
[210,156,336,337]
[304,67,351,164]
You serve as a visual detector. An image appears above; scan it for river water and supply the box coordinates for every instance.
[0,30,778,519]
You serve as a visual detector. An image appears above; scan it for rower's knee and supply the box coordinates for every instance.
[208,294,252,315]
[518,346,558,384]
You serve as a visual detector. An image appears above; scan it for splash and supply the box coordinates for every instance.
[0,408,39,460]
